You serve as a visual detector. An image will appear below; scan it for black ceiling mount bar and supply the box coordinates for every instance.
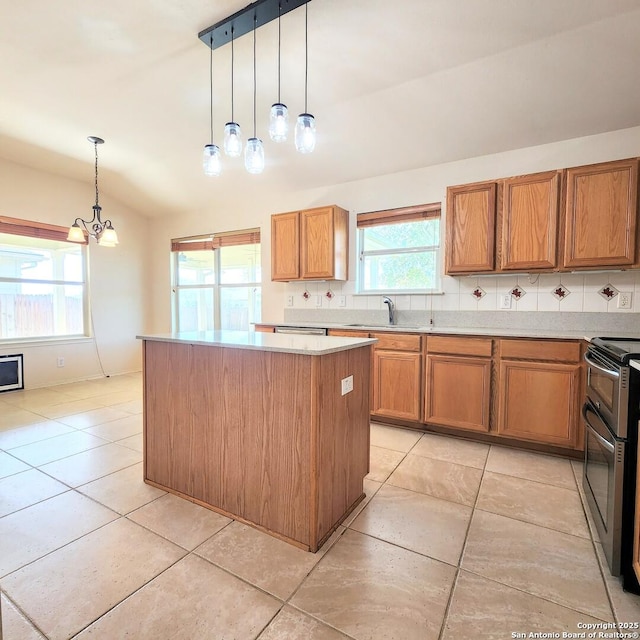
[198,0,311,50]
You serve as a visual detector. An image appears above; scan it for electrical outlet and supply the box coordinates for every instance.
[500,293,512,310]
[618,291,633,309]
[315,295,322,307]
[341,375,354,396]
[338,295,346,307]
[286,295,294,307]
[57,357,65,368]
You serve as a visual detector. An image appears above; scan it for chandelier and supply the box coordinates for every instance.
[67,137,119,247]
[198,0,315,176]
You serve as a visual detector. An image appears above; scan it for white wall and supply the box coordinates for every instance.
[147,126,640,330]
[0,158,149,388]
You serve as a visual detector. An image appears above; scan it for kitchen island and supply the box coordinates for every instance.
[137,330,376,552]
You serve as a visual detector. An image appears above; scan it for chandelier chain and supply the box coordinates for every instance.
[94,140,99,208]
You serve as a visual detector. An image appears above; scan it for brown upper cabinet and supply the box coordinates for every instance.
[563,158,639,269]
[500,170,561,271]
[445,158,640,275]
[271,205,349,281]
[445,181,497,273]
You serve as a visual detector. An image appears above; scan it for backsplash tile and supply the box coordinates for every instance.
[283,271,640,316]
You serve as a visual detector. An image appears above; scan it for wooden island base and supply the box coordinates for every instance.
[141,333,373,552]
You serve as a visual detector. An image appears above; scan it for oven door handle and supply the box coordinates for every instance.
[584,351,620,379]
[582,403,616,453]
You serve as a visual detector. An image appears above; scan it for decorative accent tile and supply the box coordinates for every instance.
[302,290,310,300]
[325,290,334,300]
[510,286,525,300]
[472,287,486,300]
[551,285,571,301]
[598,284,619,301]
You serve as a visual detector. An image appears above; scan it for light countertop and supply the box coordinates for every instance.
[137,330,377,356]
[262,321,640,342]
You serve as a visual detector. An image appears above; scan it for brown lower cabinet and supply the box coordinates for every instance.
[285,326,585,452]
[424,336,492,432]
[496,339,583,448]
[371,333,422,422]
[634,436,640,587]
[329,329,423,422]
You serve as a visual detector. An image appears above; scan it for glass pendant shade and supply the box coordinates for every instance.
[244,138,265,174]
[269,103,289,142]
[295,113,316,154]
[224,122,242,157]
[202,144,222,176]
[99,226,119,247]
[67,224,85,243]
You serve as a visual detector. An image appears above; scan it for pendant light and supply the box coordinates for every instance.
[203,35,222,176]
[245,14,265,174]
[224,26,242,157]
[269,2,288,142]
[67,137,118,246]
[295,2,316,154]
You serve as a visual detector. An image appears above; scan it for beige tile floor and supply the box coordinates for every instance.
[0,375,639,639]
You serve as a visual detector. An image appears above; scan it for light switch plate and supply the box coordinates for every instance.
[315,295,322,307]
[341,375,354,395]
[286,295,294,307]
[338,295,346,307]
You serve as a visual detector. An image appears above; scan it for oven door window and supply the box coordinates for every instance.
[583,404,615,529]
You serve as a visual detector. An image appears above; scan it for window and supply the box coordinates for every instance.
[357,203,441,293]
[171,229,261,332]
[0,216,88,340]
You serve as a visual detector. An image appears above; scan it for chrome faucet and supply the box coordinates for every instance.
[382,296,396,325]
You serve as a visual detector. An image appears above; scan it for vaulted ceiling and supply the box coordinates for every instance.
[1,0,639,218]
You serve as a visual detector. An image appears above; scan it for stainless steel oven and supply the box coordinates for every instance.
[582,398,625,572]
[583,338,640,593]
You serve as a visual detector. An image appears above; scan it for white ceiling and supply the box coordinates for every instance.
[1,0,640,218]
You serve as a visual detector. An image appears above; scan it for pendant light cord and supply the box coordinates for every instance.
[253,14,257,137]
[209,36,214,144]
[277,2,282,103]
[231,27,235,122]
[304,2,308,113]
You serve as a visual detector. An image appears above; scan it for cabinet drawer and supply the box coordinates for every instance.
[328,329,370,338]
[499,339,581,363]
[427,335,492,357]
[370,333,422,352]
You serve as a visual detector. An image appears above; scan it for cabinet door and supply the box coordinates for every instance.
[497,360,581,447]
[500,171,560,271]
[301,207,336,279]
[563,158,638,268]
[424,354,491,432]
[271,212,300,280]
[372,350,421,421]
[445,181,497,274]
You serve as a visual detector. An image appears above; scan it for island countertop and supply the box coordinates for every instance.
[137,330,376,356]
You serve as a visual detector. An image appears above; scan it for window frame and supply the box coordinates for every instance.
[0,216,89,343]
[171,229,261,332]
[356,203,442,294]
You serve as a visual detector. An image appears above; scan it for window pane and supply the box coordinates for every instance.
[176,288,213,332]
[363,251,437,291]
[176,251,215,285]
[362,220,439,251]
[0,282,85,339]
[220,244,261,284]
[0,234,84,283]
[220,287,262,331]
